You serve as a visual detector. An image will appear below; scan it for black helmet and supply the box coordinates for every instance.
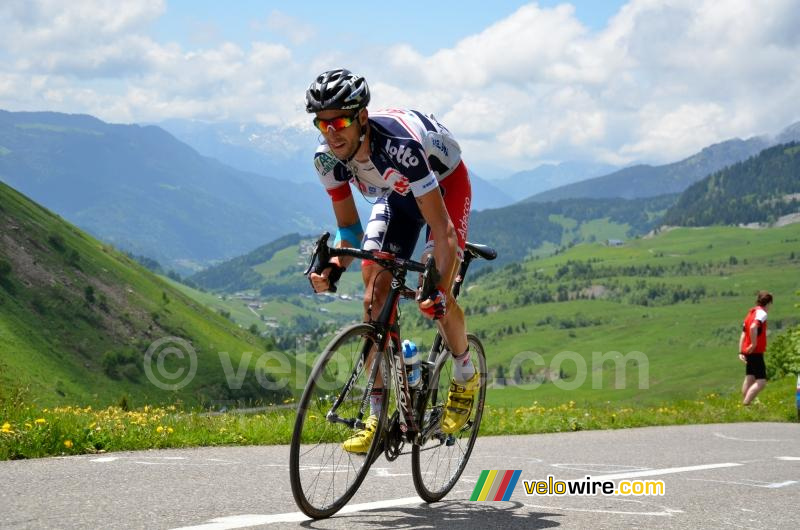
[305,68,370,113]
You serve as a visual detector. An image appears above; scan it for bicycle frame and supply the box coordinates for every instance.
[307,232,488,447]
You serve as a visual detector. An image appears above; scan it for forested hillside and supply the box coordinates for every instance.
[662,143,800,226]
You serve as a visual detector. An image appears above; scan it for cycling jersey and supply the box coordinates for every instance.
[314,108,463,201]
[313,108,471,261]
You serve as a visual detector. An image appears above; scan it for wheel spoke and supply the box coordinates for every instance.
[289,324,388,518]
[412,334,486,502]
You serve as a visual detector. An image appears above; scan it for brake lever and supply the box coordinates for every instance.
[416,255,441,302]
[304,232,332,276]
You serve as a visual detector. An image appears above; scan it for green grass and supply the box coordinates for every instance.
[406,223,800,408]
[2,375,795,460]
[0,181,294,408]
[3,178,799,460]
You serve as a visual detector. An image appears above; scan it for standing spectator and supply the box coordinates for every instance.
[739,291,773,405]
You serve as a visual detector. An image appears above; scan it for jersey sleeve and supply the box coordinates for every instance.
[313,147,352,202]
[754,309,767,322]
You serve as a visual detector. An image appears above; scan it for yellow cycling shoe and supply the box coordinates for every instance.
[341,415,378,454]
[441,372,480,434]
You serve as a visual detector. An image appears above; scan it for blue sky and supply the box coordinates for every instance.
[153,1,627,54]
[1,1,799,176]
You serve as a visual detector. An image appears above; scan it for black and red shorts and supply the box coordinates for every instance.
[361,161,471,262]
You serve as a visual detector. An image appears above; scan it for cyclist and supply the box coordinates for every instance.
[306,68,478,453]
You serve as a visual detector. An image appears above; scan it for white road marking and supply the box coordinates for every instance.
[552,463,650,474]
[472,454,543,463]
[767,481,798,488]
[371,467,412,477]
[590,462,742,481]
[714,433,787,442]
[171,496,425,529]
[776,456,800,461]
[686,478,798,489]
[522,499,683,517]
[89,456,237,466]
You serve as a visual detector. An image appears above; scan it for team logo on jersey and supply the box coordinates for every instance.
[384,139,419,168]
[314,152,338,174]
[431,137,449,156]
[383,168,411,195]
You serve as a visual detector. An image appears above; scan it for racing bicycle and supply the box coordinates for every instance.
[289,232,497,519]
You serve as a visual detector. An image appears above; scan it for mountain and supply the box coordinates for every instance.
[189,232,306,293]
[156,119,320,183]
[158,118,514,211]
[525,121,800,203]
[0,110,331,272]
[468,194,678,267]
[662,142,800,227]
[468,172,514,210]
[0,180,291,407]
[492,161,617,199]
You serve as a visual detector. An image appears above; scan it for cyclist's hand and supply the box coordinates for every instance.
[309,264,345,293]
[419,286,447,320]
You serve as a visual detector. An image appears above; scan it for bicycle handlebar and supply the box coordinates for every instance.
[304,232,439,296]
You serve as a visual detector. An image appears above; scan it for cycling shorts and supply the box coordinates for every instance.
[361,161,471,263]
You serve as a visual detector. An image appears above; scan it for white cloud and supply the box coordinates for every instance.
[258,10,316,45]
[0,0,798,172]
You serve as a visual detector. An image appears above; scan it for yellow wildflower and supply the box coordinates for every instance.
[167,427,174,434]
[1,422,12,433]
[156,425,164,433]
[35,418,46,425]
[64,440,73,449]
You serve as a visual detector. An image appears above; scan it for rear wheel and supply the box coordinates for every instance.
[411,333,487,502]
[289,323,388,519]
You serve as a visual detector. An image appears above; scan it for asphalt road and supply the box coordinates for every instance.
[2,422,799,529]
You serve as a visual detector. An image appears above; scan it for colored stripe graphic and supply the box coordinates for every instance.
[470,470,490,501]
[502,470,522,501]
[478,470,498,501]
[486,470,503,500]
[493,470,514,501]
[470,470,522,501]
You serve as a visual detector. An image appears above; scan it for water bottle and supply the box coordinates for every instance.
[402,339,421,388]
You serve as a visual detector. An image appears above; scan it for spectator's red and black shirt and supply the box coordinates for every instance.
[742,305,768,354]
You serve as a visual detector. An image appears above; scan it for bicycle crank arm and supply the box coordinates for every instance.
[325,412,367,429]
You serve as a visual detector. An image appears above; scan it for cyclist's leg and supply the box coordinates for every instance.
[361,194,424,320]
[343,195,422,452]
[423,162,478,433]
[423,160,471,357]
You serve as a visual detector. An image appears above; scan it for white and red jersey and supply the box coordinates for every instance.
[313,109,463,201]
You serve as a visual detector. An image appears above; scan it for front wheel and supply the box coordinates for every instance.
[411,333,487,502]
[289,323,388,519]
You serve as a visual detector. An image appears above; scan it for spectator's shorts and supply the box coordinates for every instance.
[744,354,767,380]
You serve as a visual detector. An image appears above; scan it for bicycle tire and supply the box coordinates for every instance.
[289,323,389,519]
[411,333,487,503]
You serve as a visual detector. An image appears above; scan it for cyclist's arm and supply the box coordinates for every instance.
[330,195,361,269]
[416,189,458,289]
